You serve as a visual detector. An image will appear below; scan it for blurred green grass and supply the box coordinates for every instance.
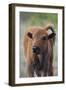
[27,13,58,31]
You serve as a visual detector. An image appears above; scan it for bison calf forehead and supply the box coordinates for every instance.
[27,25,55,40]
[28,27,53,38]
[33,30,48,40]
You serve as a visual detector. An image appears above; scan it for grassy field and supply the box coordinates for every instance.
[20,12,58,77]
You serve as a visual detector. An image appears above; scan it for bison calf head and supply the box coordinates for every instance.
[27,25,56,55]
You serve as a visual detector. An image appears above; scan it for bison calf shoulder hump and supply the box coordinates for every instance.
[23,25,56,77]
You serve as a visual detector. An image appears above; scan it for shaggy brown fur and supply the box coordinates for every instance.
[23,24,56,77]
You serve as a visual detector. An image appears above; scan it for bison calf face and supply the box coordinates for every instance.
[27,30,55,55]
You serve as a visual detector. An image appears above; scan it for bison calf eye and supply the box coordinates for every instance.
[41,36,47,40]
[27,32,32,39]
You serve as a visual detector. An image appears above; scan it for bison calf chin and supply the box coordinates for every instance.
[23,25,56,77]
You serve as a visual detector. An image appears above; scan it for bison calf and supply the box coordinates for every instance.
[23,24,56,77]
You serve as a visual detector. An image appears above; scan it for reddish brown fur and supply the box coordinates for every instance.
[23,25,55,77]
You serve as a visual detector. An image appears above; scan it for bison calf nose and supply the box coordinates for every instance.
[32,46,40,54]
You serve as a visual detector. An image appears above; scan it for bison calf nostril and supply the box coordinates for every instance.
[32,46,37,53]
[32,46,40,54]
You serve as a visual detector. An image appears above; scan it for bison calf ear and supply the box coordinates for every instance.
[46,24,56,39]
[48,32,56,39]
[27,32,32,39]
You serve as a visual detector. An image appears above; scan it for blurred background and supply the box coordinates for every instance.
[20,12,58,77]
